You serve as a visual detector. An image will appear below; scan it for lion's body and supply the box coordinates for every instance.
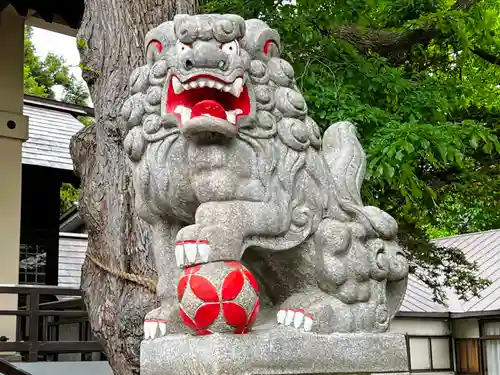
[121,13,408,335]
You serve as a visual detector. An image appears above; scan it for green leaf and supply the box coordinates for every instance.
[470,134,479,148]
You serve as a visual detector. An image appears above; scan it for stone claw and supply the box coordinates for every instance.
[144,319,168,340]
[175,224,243,268]
[277,308,313,332]
[175,240,211,267]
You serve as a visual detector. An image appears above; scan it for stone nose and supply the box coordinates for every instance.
[182,43,229,71]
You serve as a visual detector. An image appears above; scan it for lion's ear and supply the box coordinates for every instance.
[241,19,281,62]
[144,21,176,66]
[146,40,163,66]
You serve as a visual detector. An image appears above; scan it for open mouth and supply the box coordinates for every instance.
[166,75,251,128]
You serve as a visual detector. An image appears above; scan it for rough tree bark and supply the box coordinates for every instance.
[70,1,197,374]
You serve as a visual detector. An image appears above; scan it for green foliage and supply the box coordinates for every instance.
[60,183,80,215]
[76,39,88,50]
[24,26,90,107]
[203,0,500,303]
[77,116,94,127]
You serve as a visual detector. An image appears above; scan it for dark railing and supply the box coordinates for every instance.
[0,285,102,362]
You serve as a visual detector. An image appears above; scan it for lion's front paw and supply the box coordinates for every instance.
[175,224,243,268]
[175,224,210,267]
[144,305,183,340]
[277,290,354,333]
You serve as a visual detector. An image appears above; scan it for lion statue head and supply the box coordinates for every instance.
[120,14,341,250]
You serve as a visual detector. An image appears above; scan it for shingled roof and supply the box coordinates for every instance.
[21,95,93,171]
[399,229,500,316]
[3,1,84,29]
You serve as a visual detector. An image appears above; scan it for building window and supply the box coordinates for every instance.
[407,335,453,371]
[456,339,481,374]
[18,243,47,285]
[482,321,500,375]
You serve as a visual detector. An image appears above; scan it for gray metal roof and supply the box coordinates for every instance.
[400,274,449,314]
[400,229,500,315]
[22,104,84,171]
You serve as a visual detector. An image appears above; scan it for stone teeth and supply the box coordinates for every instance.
[231,77,244,97]
[223,85,232,92]
[207,80,216,88]
[182,84,190,90]
[172,76,184,94]
[198,79,207,88]
[215,82,224,90]
[189,81,199,89]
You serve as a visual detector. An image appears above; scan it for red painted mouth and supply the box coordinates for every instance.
[166,75,251,127]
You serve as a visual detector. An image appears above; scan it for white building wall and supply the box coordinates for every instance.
[452,318,480,338]
[391,317,454,375]
[391,317,451,335]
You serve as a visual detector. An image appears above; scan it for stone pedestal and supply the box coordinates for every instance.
[141,326,409,375]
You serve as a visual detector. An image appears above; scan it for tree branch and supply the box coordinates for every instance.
[470,47,500,66]
[330,0,482,64]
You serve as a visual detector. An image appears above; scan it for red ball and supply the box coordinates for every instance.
[177,261,260,335]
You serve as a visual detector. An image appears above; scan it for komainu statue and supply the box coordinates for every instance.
[121,13,409,341]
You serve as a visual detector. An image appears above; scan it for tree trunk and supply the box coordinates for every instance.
[70,1,197,374]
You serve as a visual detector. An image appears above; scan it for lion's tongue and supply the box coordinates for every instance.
[191,100,227,120]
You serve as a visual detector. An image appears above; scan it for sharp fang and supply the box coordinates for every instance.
[174,105,192,125]
[231,77,244,98]
[172,77,184,94]
[215,82,224,90]
[226,109,243,124]
[181,108,192,124]
[207,80,216,88]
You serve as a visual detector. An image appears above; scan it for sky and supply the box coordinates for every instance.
[31,27,88,102]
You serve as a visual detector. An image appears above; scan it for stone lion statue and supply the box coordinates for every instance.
[121,13,408,338]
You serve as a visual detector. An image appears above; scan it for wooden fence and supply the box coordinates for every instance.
[0,285,102,363]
